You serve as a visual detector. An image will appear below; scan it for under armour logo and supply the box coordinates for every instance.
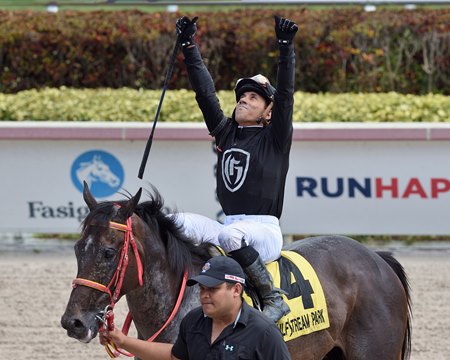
[222,148,250,192]
[225,345,234,351]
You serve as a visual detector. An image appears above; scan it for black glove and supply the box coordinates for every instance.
[176,16,198,48]
[274,15,298,44]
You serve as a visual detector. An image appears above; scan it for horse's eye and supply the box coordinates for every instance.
[104,248,116,259]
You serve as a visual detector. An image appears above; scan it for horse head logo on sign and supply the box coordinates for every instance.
[222,148,250,192]
[71,150,124,198]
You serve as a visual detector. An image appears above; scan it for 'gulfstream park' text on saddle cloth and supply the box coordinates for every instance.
[244,251,330,342]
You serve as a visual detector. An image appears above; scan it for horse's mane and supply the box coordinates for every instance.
[81,187,214,278]
[134,189,213,277]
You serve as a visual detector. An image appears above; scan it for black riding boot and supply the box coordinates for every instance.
[230,245,290,322]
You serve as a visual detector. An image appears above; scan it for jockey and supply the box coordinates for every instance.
[174,15,298,322]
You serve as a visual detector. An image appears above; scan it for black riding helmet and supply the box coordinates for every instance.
[235,74,276,105]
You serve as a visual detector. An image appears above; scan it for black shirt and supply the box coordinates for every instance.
[183,44,295,218]
[171,301,291,360]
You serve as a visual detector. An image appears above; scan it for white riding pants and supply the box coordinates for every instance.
[172,212,283,263]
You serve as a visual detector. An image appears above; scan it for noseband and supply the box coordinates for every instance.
[72,217,144,306]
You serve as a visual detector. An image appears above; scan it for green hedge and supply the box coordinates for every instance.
[0,88,448,122]
[0,8,449,94]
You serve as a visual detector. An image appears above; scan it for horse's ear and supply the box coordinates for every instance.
[83,181,97,211]
[118,187,142,219]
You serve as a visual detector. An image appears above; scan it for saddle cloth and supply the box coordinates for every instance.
[243,251,330,342]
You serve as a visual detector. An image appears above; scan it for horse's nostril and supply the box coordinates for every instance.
[61,314,87,334]
[72,318,85,329]
[62,316,91,340]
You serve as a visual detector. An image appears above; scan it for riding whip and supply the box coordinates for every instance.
[137,35,181,180]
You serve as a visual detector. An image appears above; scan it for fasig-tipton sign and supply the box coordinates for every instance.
[1,122,450,235]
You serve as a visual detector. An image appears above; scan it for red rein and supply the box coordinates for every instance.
[71,216,188,358]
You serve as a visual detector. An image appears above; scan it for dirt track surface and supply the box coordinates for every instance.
[0,240,449,360]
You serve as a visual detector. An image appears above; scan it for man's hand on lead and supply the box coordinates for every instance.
[274,16,298,44]
[176,16,198,48]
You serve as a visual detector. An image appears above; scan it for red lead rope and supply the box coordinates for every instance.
[71,217,187,358]
[100,270,188,358]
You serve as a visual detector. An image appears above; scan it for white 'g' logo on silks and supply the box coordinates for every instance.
[222,148,250,192]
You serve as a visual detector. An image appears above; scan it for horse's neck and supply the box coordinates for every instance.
[126,244,202,343]
[127,282,200,342]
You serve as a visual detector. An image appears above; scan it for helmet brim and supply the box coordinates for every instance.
[235,78,275,103]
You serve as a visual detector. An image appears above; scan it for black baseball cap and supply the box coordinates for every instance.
[187,257,246,287]
[235,74,276,103]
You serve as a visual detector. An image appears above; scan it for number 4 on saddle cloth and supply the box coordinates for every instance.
[242,251,330,342]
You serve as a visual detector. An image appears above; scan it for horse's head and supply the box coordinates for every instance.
[61,182,143,343]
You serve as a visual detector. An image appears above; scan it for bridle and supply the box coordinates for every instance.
[71,216,188,358]
[72,217,144,307]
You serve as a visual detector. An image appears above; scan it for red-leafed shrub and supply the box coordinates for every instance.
[0,8,448,94]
